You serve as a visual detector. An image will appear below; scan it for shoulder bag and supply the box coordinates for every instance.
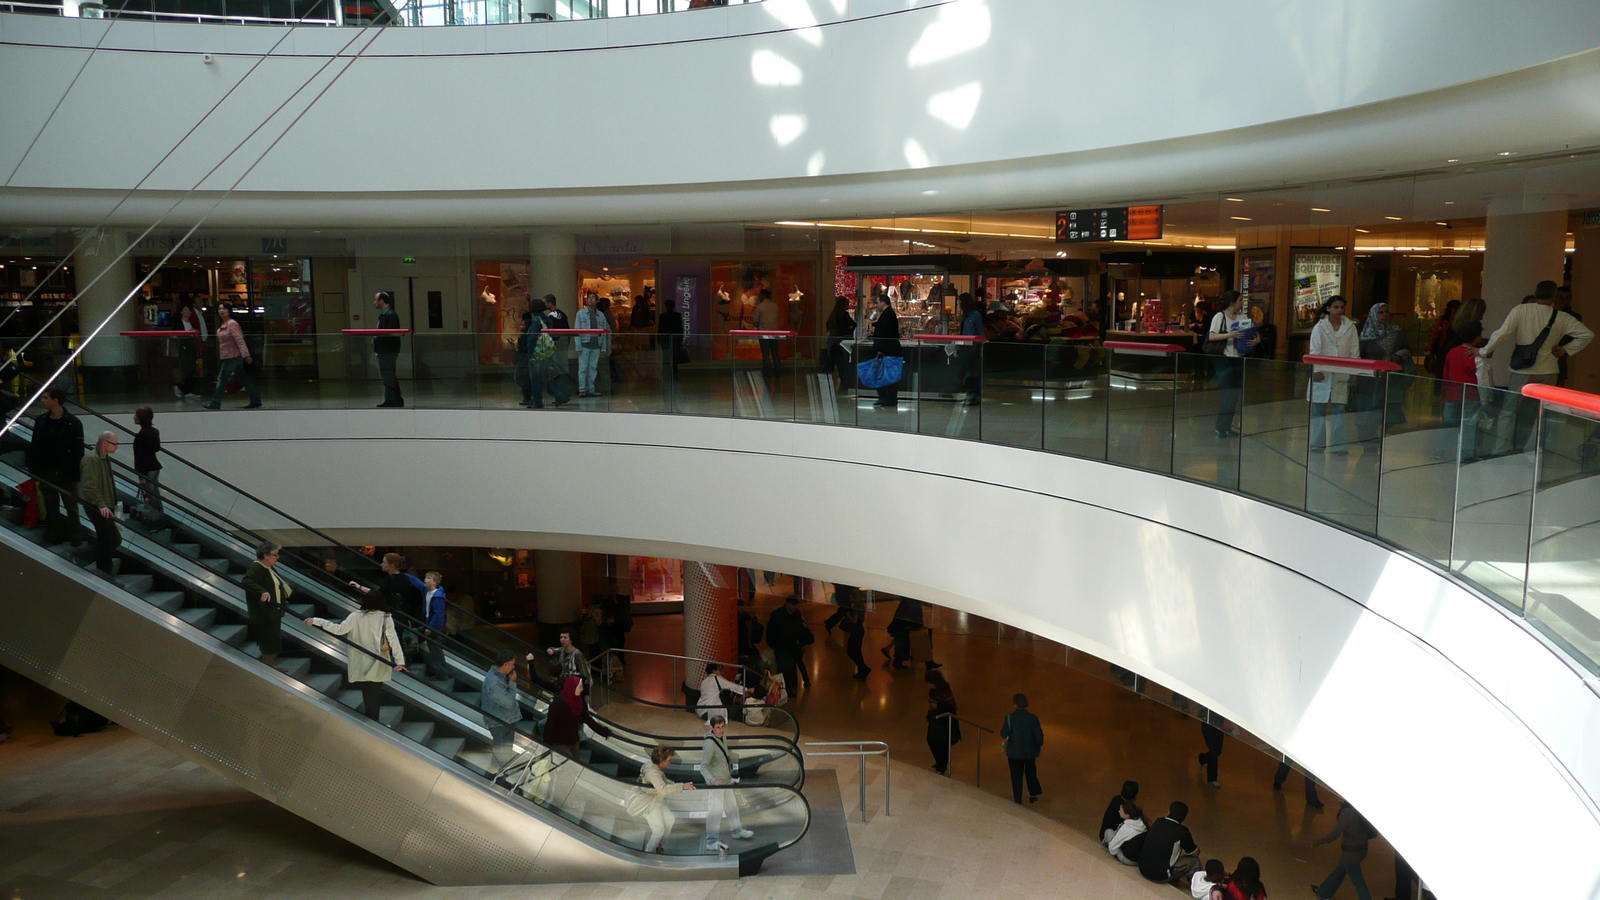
[379,613,394,661]
[1202,313,1228,356]
[1509,306,1560,370]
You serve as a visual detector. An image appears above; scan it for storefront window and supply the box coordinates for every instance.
[475,260,530,366]
[137,256,316,374]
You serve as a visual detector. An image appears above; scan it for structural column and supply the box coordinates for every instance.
[1481,197,1568,385]
[1569,224,1600,394]
[535,549,583,646]
[73,227,138,391]
[529,232,577,322]
[682,561,739,672]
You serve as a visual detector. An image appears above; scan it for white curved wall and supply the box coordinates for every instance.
[146,408,1600,900]
[4,1,1600,224]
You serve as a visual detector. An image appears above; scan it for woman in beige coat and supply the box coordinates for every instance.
[636,744,694,853]
[306,594,407,721]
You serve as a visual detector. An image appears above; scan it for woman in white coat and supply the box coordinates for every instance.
[636,744,694,853]
[1308,295,1360,452]
[306,594,407,721]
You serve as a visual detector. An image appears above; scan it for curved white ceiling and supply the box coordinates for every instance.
[145,408,1600,900]
[3,0,1600,225]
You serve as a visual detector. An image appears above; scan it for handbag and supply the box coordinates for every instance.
[624,784,656,817]
[379,613,393,661]
[1509,306,1560,370]
[857,355,904,388]
[1202,313,1228,356]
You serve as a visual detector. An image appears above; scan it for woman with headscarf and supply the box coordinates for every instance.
[925,667,960,775]
[1354,302,1413,440]
[542,675,612,760]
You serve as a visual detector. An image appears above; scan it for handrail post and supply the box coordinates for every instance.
[858,753,867,823]
[975,731,982,788]
[884,747,891,817]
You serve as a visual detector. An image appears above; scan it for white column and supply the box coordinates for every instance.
[535,549,584,632]
[1569,226,1599,394]
[682,561,738,669]
[529,232,577,322]
[74,227,137,370]
[1480,198,1567,385]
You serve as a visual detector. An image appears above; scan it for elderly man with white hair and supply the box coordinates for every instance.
[77,430,122,577]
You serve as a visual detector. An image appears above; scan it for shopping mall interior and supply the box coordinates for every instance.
[3,3,1600,900]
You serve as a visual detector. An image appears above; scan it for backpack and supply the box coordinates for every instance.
[530,318,558,362]
[52,701,109,737]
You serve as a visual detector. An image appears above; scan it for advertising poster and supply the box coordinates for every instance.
[1292,250,1343,332]
[1238,248,1275,324]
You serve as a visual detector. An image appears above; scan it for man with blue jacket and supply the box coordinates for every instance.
[1001,692,1045,804]
[481,652,520,765]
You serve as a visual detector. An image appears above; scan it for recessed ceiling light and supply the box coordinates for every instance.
[1230,216,1252,221]
[1311,207,1331,212]
[1446,158,1460,163]
[1385,216,1404,221]
[1497,150,1519,157]
[1444,201,1455,205]
[1225,198,1244,202]
[1435,222,1449,226]
[1355,228,1371,233]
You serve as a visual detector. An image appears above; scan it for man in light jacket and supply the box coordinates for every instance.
[1481,279,1592,451]
[574,292,609,397]
[76,430,121,577]
[701,715,754,851]
[752,288,783,378]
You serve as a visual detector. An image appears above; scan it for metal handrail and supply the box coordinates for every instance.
[599,647,768,703]
[804,740,889,822]
[935,713,993,788]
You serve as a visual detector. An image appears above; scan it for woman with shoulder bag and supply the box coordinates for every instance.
[306,594,407,721]
[632,744,694,853]
[1206,290,1259,438]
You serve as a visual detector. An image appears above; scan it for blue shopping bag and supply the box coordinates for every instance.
[857,355,904,388]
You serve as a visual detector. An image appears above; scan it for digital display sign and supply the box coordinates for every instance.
[1056,205,1164,242]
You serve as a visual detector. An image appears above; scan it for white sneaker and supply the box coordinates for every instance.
[732,828,754,840]
[173,385,184,398]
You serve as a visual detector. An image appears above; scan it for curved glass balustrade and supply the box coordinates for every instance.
[8,330,1599,675]
[2,0,760,27]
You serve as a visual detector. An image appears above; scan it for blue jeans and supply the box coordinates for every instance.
[1317,858,1372,900]
[577,348,601,394]
[208,357,260,406]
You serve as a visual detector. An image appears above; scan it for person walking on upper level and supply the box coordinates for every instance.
[243,542,292,668]
[840,607,871,679]
[765,595,812,694]
[73,430,120,578]
[372,291,405,407]
[1197,721,1225,787]
[870,292,904,410]
[752,288,783,379]
[824,295,856,392]
[1312,801,1378,900]
[1139,800,1201,885]
[575,292,609,397]
[1207,290,1259,438]
[1273,757,1324,809]
[27,388,84,545]
[1308,295,1358,452]
[306,594,407,721]
[701,714,754,851]
[958,292,985,405]
[657,297,685,384]
[1001,692,1044,804]
[203,304,262,410]
[173,301,206,400]
[1481,279,1592,451]
[131,405,164,519]
[882,596,924,669]
[481,652,521,765]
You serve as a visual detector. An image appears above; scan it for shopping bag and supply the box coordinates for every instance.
[856,355,903,388]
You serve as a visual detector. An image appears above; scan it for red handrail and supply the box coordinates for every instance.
[1104,341,1186,354]
[1522,383,1600,417]
[120,330,192,337]
[728,329,798,337]
[1303,355,1401,372]
[341,328,413,335]
[913,334,985,342]
[543,328,606,335]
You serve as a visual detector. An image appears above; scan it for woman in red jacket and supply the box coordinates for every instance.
[542,675,612,760]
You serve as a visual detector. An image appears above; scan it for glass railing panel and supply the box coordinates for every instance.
[910,338,976,441]
[1449,384,1539,610]
[1172,352,1240,490]
[1526,403,1600,671]
[1238,356,1309,510]
[973,341,1044,448]
[609,333,673,414]
[851,340,914,432]
[1105,347,1175,474]
[668,334,729,419]
[731,333,795,422]
[1304,369,1384,536]
[792,336,841,426]
[1376,371,1456,565]
[1042,343,1108,460]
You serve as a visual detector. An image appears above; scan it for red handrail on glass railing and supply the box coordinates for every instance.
[120,330,193,337]
[340,328,413,335]
[1522,383,1600,417]
[913,333,984,342]
[1104,340,1185,355]
[1302,355,1402,373]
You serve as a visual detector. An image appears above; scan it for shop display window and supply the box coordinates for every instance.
[578,261,657,334]
[980,272,1097,341]
[709,260,815,357]
[474,260,530,365]
[137,256,314,374]
[1111,270,1221,338]
[0,258,77,341]
[629,556,684,605]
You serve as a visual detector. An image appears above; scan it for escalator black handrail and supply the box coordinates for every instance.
[8,374,783,724]
[4,381,805,755]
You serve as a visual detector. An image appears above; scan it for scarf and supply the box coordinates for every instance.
[1360,303,1405,356]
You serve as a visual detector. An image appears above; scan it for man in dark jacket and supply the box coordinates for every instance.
[1139,800,1200,884]
[765,595,811,695]
[1001,693,1044,804]
[882,596,924,669]
[27,388,85,545]
[373,291,404,407]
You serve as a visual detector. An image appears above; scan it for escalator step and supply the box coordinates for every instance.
[590,763,619,778]
[175,607,217,629]
[274,657,312,680]
[307,673,344,696]
[424,678,454,693]
[145,591,186,613]
[335,689,361,708]
[174,543,201,556]
[287,604,315,619]
[379,706,405,727]
[395,721,435,745]
[208,623,247,648]
[429,737,466,761]
[453,691,481,707]
[115,574,154,595]
[198,558,231,574]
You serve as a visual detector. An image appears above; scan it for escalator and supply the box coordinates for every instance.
[0,395,812,885]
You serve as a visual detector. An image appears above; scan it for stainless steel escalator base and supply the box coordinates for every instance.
[0,529,740,886]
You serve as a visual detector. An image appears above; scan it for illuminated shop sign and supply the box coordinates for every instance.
[1055,205,1164,243]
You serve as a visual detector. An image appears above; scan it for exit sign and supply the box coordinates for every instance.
[402,256,417,264]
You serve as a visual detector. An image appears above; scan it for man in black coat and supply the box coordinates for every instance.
[373,291,404,407]
[27,388,85,545]
[765,595,811,695]
[1138,800,1200,884]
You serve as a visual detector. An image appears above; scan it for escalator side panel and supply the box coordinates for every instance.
[0,531,737,885]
